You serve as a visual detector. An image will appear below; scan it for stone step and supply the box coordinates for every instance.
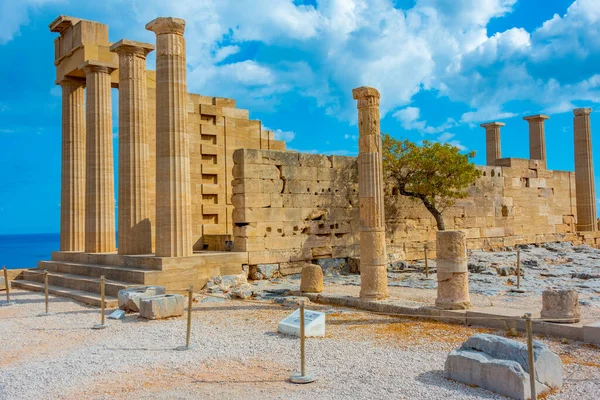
[21,270,135,297]
[37,260,158,284]
[10,280,117,308]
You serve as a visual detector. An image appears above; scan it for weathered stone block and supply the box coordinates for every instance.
[299,153,332,168]
[0,276,11,291]
[139,294,185,320]
[249,264,279,280]
[541,289,580,323]
[444,334,562,400]
[118,286,167,312]
[300,264,324,293]
[314,258,347,275]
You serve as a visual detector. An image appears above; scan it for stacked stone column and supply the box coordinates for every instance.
[352,86,388,301]
[146,17,193,257]
[573,108,597,232]
[80,61,117,253]
[110,40,154,255]
[435,230,471,310]
[523,114,550,168]
[59,79,86,252]
[480,122,504,166]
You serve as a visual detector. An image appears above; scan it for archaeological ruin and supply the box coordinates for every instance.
[10,15,600,307]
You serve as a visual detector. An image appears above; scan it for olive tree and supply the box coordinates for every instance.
[382,134,481,231]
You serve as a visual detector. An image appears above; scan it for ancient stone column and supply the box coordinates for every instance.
[524,114,550,168]
[146,17,193,257]
[80,61,117,253]
[110,40,154,255]
[59,79,86,252]
[480,122,504,166]
[352,86,388,301]
[574,108,597,232]
[435,230,471,310]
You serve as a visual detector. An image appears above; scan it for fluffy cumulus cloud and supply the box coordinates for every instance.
[9,0,600,129]
[264,126,296,143]
[0,0,62,44]
[128,0,599,127]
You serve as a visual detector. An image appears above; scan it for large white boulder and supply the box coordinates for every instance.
[139,294,184,320]
[118,286,166,312]
[444,334,562,400]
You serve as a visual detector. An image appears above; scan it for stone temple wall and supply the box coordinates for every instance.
[143,89,286,252]
[232,148,581,272]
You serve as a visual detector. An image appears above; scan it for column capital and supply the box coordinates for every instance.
[145,17,185,36]
[523,114,550,121]
[480,122,505,129]
[574,108,592,116]
[352,86,380,100]
[79,60,117,75]
[56,77,85,88]
[110,39,154,57]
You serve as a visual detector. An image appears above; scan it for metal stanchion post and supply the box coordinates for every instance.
[176,286,195,351]
[44,270,49,313]
[424,244,429,278]
[524,313,537,400]
[93,276,109,329]
[290,302,316,384]
[516,249,521,290]
[38,270,53,316]
[1,266,14,306]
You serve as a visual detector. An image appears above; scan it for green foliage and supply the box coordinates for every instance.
[382,134,481,230]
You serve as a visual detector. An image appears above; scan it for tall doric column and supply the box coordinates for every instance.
[574,108,597,232]
[524,114,550,168]
[352,86,388,301]
[480,122,504,166]
[146,17,192,257]
[110,40,154,255]
[59,79,86,252]
[80,61,117,253]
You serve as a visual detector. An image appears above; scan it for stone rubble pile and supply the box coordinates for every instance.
[445,334,563,400]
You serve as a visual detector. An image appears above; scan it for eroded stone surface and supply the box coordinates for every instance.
[118,286,167,312]
[139,294,184,320]
[445,334,562,400]
[300,264,324,293]
[541,289,581,323]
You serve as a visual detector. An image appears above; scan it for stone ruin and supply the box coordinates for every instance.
[10,14,600,307]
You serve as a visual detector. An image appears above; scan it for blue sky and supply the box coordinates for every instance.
[1,0,600,234]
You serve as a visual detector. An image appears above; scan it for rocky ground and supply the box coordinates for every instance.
[224,242,600,319]
[1,289,599,400]
[2,242,600,399]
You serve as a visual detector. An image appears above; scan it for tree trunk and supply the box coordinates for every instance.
[422,201,445,230]
[432,210,445,231]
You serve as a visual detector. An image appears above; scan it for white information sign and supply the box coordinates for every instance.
[278,308,325,337]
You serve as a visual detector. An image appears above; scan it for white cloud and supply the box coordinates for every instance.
[32,0,600,126]
[393,106,458,133]
[0,0,62,45]
[264,126,295,143]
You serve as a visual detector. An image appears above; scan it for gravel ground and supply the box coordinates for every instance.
[1,289,599,399]
[253,242,600,320]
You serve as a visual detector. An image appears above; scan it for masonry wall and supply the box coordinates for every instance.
[232,149,580,270]
[144,89,286,252]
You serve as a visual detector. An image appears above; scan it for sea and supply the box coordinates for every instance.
[0,233,60,270]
